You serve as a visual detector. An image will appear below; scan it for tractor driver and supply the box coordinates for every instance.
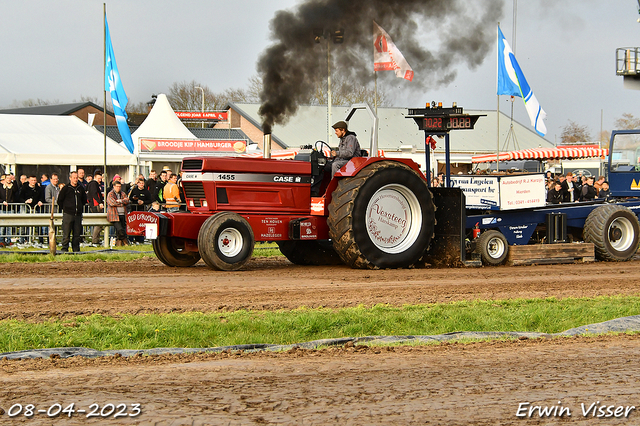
[329,121,361,176]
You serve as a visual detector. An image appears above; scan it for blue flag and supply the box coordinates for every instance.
[497,27,547,137]
[105,16,134,154]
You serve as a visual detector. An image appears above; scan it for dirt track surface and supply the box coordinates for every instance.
[2,257,640,424]
[2,257,640,320]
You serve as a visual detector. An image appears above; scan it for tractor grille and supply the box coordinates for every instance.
[182,159,203,170]
[182,181,205,207]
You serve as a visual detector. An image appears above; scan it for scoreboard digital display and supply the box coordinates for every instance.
[407,104,485,132]
[422,116,477,131]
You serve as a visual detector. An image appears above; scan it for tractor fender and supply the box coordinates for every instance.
[324,157,425,208]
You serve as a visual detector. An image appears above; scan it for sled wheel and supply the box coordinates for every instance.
[152,236,200,267]
[584,204,640,261]
[328,161,435,269]
[475,230,509,266]
[277,240,344,266]
[198,212,255,271]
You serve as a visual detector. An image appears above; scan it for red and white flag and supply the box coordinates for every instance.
[373,21,413,82]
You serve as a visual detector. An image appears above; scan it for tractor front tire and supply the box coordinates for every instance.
[277,240,344,266]
[198,212,255,271]
[327,161,435,269]
[584,204,640,261]
[152,236,201,267]
[475,230,509,266]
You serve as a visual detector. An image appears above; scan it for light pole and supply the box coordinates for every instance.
[314,28,343,143]
[195,86,205,128]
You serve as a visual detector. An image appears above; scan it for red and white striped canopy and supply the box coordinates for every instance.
[472,145,608,163]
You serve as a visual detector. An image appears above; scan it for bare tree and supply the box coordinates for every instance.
[614,113,640,130]
[307,73,389,107]
[9,98,61,108]
[560,120,592,145]
[167,80,257,112]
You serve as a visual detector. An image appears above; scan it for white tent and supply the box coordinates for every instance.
[0,114,137,166]
[131,93,197,158]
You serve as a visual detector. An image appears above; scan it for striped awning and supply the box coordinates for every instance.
[472,145,608,163]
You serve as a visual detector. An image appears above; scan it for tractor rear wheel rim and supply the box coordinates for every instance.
[487,237,505,259]
[609,217,634,252]
[364,183,422,254]
[218,228,243,258]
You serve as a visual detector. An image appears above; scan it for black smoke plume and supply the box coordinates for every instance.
[258,0,504,134]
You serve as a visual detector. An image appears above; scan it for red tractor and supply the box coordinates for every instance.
[128,106,438,270]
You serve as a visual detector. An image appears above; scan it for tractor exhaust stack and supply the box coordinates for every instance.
[263,134,272,159]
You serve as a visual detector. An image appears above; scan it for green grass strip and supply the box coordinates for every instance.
[0,242,282,263]
[1,296,639,352]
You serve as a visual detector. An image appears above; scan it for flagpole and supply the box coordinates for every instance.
[496,23,500,169]
[103,4,107,184]
[103,3,109,248]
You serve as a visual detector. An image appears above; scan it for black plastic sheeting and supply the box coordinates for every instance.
[2,315,640,360]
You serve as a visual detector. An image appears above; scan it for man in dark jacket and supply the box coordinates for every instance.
[155,170,168,203]
[20,175,43,210]
[581,176,598,202]
[0,174,17,246]
[547,181,563,204]
[0,173,17,207]
[129,178,153,212]
[86,172,105,245]
[57,171,87,252]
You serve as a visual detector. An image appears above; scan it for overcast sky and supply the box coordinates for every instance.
[1,0,639,144]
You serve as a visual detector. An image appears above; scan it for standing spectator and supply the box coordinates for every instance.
[561,172,576,203]
[155,170,168,203]
[129,178,152,243]
[547,181,563,204]
[581,176,598,201]
[163,173,181,212]
[44,173,61,206]
[86,172,105,245]
[145,170,158,199]
[77,168,87,188]
[594,176,605,193]
[106,180,130,246]
[0,173,17,206]
[20,175,43,210]
[40,173,50,189]
[0,174,16,246]
[599,181,610,199]
[130,178,153,212]
[57,171,86,253]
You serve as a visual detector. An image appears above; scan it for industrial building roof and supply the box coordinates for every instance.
[228,102,553,154]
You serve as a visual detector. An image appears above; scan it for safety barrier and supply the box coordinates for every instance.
[0,202,187,246]
[0,203,110,246]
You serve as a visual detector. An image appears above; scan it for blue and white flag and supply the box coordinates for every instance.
[105,16,134,154]
[497,26,547,136]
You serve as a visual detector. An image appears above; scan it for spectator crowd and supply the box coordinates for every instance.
[0,167,187,250]
[544,171,610,204]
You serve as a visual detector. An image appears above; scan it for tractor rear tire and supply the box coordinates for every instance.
[277,240,344,266]
[475,230,509,266]
[198,212,255,271]
[152,236,201,267]
[584,204,640,261]
[327,161,435,269]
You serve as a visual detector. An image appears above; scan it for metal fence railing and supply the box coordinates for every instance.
[0,202,189,247]
[0,203,111,247]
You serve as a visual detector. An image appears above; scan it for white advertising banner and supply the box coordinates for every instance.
[450,176,500,209]
[499,174,546,210]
